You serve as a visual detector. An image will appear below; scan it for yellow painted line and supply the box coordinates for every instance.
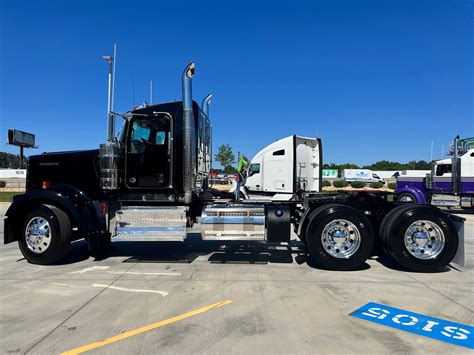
[61,300,232,355]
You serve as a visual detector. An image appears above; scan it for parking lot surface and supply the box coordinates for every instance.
[0,204,473,354]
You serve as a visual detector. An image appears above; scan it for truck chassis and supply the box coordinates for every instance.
[3,61,465,273]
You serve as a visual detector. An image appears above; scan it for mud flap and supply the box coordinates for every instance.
[451,220,465,267]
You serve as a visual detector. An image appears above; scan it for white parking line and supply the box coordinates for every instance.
[69,266,110,274]
[92,284,168,297]
[107,271,181,276]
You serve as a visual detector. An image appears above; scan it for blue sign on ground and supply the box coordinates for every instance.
[350,302,473,349]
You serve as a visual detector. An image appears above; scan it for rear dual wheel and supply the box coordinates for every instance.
[379,205,458,272]
[305,204,374,271]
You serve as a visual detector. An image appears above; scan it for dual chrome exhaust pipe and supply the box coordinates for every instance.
[182,62,212,204]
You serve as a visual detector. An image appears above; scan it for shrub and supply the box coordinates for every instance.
[349,181,367,188]
[0,181,6,188]
[369,182,384,189]
[388,182,396,190]
[333,180,349,188]
[322,180,331,187]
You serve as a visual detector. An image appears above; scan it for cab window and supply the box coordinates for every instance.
[249,163,260,175]
[435,164,451,176]
[155,131,167,145]
[131,124,150,141]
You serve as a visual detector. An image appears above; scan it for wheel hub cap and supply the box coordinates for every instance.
[25,217,51,254]
[321,219,361,259]
[404,220,445,260]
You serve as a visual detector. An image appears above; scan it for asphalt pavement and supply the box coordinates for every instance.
[0,203,472,354]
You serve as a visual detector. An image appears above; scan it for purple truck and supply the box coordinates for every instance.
[396,136,474,209]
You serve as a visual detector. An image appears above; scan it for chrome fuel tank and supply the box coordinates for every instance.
[201,205,265,240]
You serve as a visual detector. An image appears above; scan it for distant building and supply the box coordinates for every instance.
[0,169,27,179]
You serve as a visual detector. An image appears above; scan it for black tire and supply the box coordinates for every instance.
[397,192,416,203]
[18,204,72,265]
[379,204,416,257]
[305,204,374,271]
[380,205,458,272]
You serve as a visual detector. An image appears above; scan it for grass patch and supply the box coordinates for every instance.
[0,192,22,202]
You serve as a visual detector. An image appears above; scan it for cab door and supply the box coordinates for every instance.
[245,163,262,191]
[433,164,452,193]
[125,113,173,189]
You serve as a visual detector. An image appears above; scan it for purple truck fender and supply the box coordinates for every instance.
[395,186,428,204]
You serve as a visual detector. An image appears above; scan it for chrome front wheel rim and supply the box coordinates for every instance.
[404,220,445,259]
[25,217,52,254]
[321,219,361,258]
[400,195,414,202]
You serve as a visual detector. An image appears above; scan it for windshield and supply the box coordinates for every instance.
[118,121,127,143]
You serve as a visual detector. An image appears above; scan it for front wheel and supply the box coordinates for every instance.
[305,204,374,271]
[18,204,72,265]
[397,192,416,203]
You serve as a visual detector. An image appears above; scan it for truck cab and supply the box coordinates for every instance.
[244,135,322,196]
[396,139,474,208]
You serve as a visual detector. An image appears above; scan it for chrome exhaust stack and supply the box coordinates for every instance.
[182,62,196,204]
[452,135,461,195]
[202,94,212,118]
[201,94,212,174]
[99,45,121,190]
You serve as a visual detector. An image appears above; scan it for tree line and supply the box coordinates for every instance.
[323,160,432,173]
[212,145,433,175]
[0,152,28,169]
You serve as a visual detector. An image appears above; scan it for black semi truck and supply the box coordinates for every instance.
[3,61,465,272]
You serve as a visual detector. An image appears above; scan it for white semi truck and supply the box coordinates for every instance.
[244,135,322,196]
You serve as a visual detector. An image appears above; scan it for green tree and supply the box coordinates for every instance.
[223,165,237,175]
[215,144,235,169]
[0,152,27,169]
[326,163,359,175]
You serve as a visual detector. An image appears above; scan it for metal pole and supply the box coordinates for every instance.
[150,80,153,103]
[235,151,241,200]
[111,43,116,111]
[19,146,24,169]
[430,141,433,162]
[210,125,213,172]
[103,52,114,141]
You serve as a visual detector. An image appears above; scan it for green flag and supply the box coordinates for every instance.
[237,155,250,175]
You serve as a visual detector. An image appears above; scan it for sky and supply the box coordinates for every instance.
[0,0,473,167]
